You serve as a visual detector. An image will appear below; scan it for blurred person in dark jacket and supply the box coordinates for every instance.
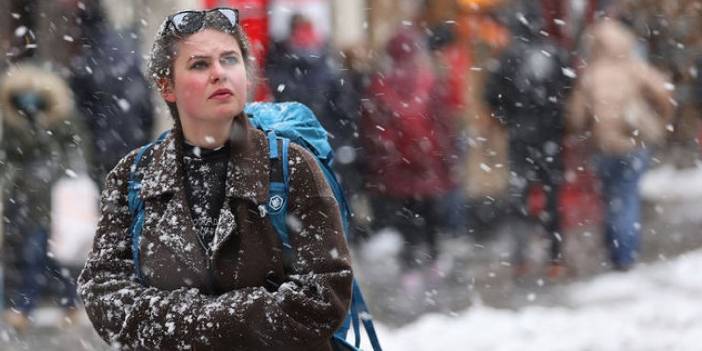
[333,44,375,241]
[567,18,673,271]
[266,14,368,240]
[0,63,86,332]
[58,0,154,187]
[265,13,342,141]
[485,1,573,279]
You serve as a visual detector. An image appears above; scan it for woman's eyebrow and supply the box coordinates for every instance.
[220,50,240,57]
[188,55,211,62]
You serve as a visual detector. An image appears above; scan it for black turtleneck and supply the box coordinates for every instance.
[182,141,230,251]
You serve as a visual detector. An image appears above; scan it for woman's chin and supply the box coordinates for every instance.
[218,105,243,117]
[183,104,242,124]
[208,108,241,121]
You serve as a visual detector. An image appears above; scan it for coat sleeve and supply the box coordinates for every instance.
[280,143,354,333]
[638,64,674,123]
[78,147,353,350]
[78,152,207,350]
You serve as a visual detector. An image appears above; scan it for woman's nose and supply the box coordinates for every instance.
[210,61,226,82]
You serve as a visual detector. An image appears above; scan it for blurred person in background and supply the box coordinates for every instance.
[452,0,512,236]
[617,0,702,169]
[567,18,674,271]
[58,0,154,187]
[360,25,454,290]
[426,22,471,239]
[0,63,86,333]
[266,13,372,243]
[265,13,344,142]
[333,44,375,242]
[484,1,573,279]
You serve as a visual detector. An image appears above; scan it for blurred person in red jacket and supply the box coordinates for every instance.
[361,25,455,287]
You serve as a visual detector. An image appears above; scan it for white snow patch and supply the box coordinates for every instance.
[360,228,403,262]
[562,67,576,78]
[117,98,131,112]
[370,249,702,351]
[14,26,27,37]
[641,164,702,201]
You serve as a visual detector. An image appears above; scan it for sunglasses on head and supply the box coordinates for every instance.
[165,7,239,35]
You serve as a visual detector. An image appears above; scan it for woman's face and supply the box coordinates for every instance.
[164,29,248,126]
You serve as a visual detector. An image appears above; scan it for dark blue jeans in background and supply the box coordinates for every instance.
[12,227,77,315]
[595,148,651,269]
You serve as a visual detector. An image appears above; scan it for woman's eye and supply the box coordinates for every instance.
[190,61,208,69]
[221,56,238,65]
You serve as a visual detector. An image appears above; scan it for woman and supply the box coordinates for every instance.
[78,8,353,350]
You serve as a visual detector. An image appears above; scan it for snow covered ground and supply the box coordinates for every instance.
[4,241,700,351]
[642,163,702,201]
[370,248,702,351]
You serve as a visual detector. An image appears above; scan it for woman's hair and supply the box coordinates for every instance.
[147,9,253,122]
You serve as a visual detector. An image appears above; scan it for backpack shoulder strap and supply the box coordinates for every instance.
[349,280,383,350]
[264,131,382,351]
[127,130,169,282]
[265,131,292,257]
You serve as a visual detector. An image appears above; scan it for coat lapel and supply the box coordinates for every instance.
[141,133,181,199]
[225,124,270,205]
[210,126,272,255]
[212,206,237,254]
[139,132,208,275]
[138,122,272,273]
[151,191,209,276]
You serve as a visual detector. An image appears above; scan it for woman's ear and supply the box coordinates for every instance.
[159,78,176,103]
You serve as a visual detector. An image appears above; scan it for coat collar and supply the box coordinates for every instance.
[141,118,271,206]
[140,134,180,198]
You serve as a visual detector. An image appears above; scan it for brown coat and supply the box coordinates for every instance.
[567,20,674,155]
[77,119,353,351]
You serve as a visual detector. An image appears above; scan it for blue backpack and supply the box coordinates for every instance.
[128,102,382,351]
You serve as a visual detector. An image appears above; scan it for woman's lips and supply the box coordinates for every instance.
[209,89,233,99]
